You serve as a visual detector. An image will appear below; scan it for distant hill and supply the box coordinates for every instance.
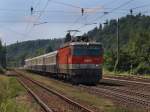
[6,14,150,74]
[7,39,63,67]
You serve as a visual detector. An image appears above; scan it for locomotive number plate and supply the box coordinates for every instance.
[84,59,92,62]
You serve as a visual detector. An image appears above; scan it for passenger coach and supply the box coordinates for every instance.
[25,42,103,84]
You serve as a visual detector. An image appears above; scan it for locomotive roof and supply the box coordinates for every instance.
[25,51,57,61]
[25,42,102,62]
[62,42,102,48]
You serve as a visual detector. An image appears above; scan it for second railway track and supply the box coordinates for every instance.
[80,85,150,111]
[15,71,95,112]
[102,78,150,93]
[79,77,150,111]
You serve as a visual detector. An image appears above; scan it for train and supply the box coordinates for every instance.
[25,42,104,84]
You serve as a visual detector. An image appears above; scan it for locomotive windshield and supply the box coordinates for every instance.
[73,45,103,56]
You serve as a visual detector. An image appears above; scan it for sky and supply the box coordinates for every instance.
[0,0,150,45]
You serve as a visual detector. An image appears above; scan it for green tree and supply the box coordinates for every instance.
[64,33,71,43]
[0,40,2,67]
[45,45,53,53]
[0,40,6,69]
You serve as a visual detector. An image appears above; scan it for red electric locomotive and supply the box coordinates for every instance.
[25,42,103,84]
[58,42,103,84]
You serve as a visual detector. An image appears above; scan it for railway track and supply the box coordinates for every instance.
[79,76,150,111]
[14,71,95,112]
[14,70,150,111]
[80,85,150,111]
[102,78,150,93]
[97,84,150,101]
[104,77,150,86]
[104,75,150,83]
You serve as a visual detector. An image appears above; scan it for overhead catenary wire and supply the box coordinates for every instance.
[93,0,136,22]
[88,0,136,28]
[1,2,150,14]
[0,24,31,38]
[24,0,42,33]
[73,0,136,36]
[67,0,110,33]
[25,0,51,39]
[131,3,150,10]
[51,0,81,9]
[1,0,150,43]
[71,0,118,35]
[37,0,51,19]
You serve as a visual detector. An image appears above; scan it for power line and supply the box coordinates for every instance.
[94,0,136,22]
[73,0,136,36]
[1,3,150,14]
[66,0,108,33]
[72,0,118,35]
[70,15,83,26]
[25,0,52,39]
[94,0,136,25]
[52,0,81,9]
[34,0,42,10]
[132,3,150,10]
[0,20,57,23]
[37,0,51,19]
[111,0,135,12]
[68,13,90,29]
[24,0,42,40]
[24,0,42,33]
[0,24,30,38]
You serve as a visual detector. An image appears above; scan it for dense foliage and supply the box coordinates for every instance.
[6,14,150,74]
[7,39,63,67]
[0,40,6,72]
[86,14,150,74]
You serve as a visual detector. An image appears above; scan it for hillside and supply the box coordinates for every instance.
[86,14,150,74]
[7,39,63,67]
[6,14,150,74]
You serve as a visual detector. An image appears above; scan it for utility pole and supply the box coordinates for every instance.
[114,18,119,73]
[81,8,84,16]
[3,43,7,68]
[130,9,133,15]
[31,6,34,15]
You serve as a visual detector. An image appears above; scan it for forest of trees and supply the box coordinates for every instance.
[6,14,150,75]
[6,39,63,67]
[0,40,6,73]
[86,14,150,74]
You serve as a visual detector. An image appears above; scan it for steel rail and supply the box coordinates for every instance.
[104,75,150,83]
[15,70,94,112]
[80,85,150,109]
[18,79,54,112]
[97,85,150,101]
[104,78,150,85]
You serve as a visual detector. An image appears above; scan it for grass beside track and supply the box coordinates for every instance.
[19,70,144,112]
[104,69,150,78]
[0,74,42,112]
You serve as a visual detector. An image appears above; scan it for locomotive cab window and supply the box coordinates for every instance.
[73,45,103,56]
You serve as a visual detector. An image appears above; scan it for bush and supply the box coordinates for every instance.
[0,77,30,112]
[134,62,150,75]
[0,66,5,74]
[104,51,116,71]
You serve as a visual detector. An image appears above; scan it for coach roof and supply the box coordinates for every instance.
[25,51,58,61]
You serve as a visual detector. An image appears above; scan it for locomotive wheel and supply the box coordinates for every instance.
[71,77,79,85]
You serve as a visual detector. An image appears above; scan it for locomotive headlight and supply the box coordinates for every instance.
[95,64,99,67]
